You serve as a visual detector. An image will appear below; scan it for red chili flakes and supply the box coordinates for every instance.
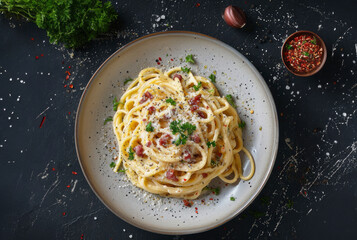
[183,199,192,207]
[64,85,67,88]
[80,234,84,240]
[195,3,200,7]
[31,37,34,41]
[65,75,69,80]
[65,71,71,75]
[209,198,213,200]
[62,212,66,216]
[158,57,162,61]
[69,84,74,89]
[52,168,56,171]
[333,81,337,85]
[66,185,71,188]
[170,58,174,61]
[39,116,46,128]
[72,171,78,175]
[40,53,44,57]
[35,56,39,60]
[68,112,71,115]
[195,207,198,214]
[68,66,71,69]
[157,62,160,65]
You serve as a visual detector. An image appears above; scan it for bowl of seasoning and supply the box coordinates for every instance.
[281,30,327,77]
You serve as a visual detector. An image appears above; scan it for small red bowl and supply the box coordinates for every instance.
[281,30,327,77]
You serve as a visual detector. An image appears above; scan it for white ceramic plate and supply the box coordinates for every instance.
[75,31,278,235]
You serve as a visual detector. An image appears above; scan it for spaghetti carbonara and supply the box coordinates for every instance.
[113,67,255,199]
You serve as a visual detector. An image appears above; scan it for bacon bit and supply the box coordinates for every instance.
[66,75,69,80]
[206,106,209,109]
[183,150,191,160]
[166,169,178,181]
[183,199,192,207]
[133,145,144,157]
[66,185,70,188]
[190,105,199,112]
[159,57,162,61]
[159,134,172,147]
[52,168,56,171]
[139,91,153,104]
[173,74,182,81]
[39,116,46,128]
[142,118,146,122]
[69,84,74,89]
[148,106,156,114]
[146,141,152,147]
[62,212,66,216]
[224,124,227,127]
[196,110,206,118]
[35,56,39,60]
[202,173,208,178]
[72,171,77,175]
[188,94,202,106]
[191,134,201,143]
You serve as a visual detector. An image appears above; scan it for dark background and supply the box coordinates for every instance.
[1,0,356,239]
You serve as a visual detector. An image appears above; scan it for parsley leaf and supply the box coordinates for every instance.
[146,121,154,132]
[185,54,195,63]
[204,186,220,195]
[230,196,236,201]
[302,40,306,44]
[128,147,134,160]
[180,122,196,135]
[166,97,176,106]
[310,37,317,44]
[170,120,196,146]
[113,97,122,111]
[117,169,126,173]
[207,141,216,148]
[303,51,310,56]
[0,0,118,49]
[170,120,182,134]
[193,82,202,91]
[124,78,133,85]
[238,120,246,129]
[181,67,191,73]
[209,74,216,83]
[286,44,293,50]
[211,160,218,167]
[286,199,294,208]
[109,162,116,168]
[225,94,237,108]
[104,116,113,125]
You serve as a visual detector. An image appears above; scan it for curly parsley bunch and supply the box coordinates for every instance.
[0,0,118,48]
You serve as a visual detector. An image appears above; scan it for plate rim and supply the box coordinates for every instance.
[74,30,279,235]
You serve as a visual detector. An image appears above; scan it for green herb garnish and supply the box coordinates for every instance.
[170,120,196,146]
[113,97,122,111]
[204,186,220,195]
[193,82,202,91]
[286,44,293,50]
[210,160,218,167]
[225,94,236,107]
[185,54,195,63]
[303,51,310,56]
[230,197,236,201]
[109,162,116,168]
[302,40,306,44]
[124,78,133,85]
[166,97,176,106]
[310,37,317,44]
[117,169,126,173]
[238,120,246,129]
[286,199,294,208]
[209,74,216,83]
[128,146,134,160]
[146,121,154,132]
[181,67,191,73]
[0,0,118,49]
[104,116,113,125]
[206,141,216,148]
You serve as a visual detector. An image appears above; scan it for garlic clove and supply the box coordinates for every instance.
[223,5,246,29]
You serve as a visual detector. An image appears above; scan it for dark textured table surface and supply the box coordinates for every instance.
[1,0,356,239]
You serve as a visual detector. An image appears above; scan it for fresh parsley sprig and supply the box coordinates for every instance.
[181,67,191,73]
[185,54,195,63]
[145,121,154,132]
[206,141,216,148]
[124,78,133,85]
[128,146,134,160]
[238,120,246,129]
[225,94,237,108]
[113,97,122,111]
[193,82,202,91]
[170,120,196,146]
[209,74,216,83]
[104,116,113,125]
[109,162,116,168]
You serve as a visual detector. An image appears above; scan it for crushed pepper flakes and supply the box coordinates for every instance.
[72,171,78,175]
[69,84,74,89]
[39,116,46,128]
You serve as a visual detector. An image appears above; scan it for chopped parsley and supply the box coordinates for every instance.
[193,82,202,91]
[209,74,216,83]
[310,37,317,44]
[113,97,122,111]
[302,40,306,44]
[128,146,134,160]
[166,97,176,106]
[185,54,195,63]
[238,120,246,129]
[286,199,294,208]
[225,94,237,108]
[124,78,133,85]
[104,116,113,125]
[208,89,215,94]
[170,120,196,146]
[181,67,191,73]
[210,159,218,167]
[204,186,220,195]
[303,51,310,56]
[286,44,293,50]
[146,121,154,132]
[206,141,216,148]
[230,196,236,201]
[117,169,126,173]
[109,162,116,168]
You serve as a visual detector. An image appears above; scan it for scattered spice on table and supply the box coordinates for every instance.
[39,116,46,128]
[283,34,323,73]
